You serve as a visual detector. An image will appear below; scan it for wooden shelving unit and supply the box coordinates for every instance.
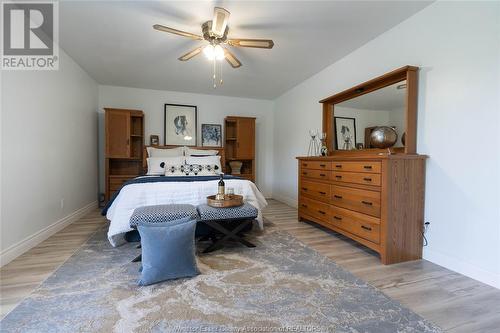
[104,108,144,200]
[224,116,256,182]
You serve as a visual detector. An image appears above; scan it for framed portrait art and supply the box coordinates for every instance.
[201,124,222,147]
[334,117,357,150]
[164,104,197,146]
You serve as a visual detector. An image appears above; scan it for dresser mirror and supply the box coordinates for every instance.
[321,66,418,154]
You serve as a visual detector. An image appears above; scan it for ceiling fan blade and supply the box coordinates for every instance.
[178,46,204,61]
[227,38,274,49]
[211,7,230,38]
[153,24,203,40]
[224,48,242,68]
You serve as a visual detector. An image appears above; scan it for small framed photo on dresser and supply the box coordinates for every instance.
[150,135,159,146]
[201,124,222,147]
[164,104,197,146]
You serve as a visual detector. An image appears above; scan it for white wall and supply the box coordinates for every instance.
[1,50,99,264]
[98,86,274,196]
[273,1,500,288]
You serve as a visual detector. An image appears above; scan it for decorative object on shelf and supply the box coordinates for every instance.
[319,132,328,156]
[356,143,364,150]
[229,160,243,175]
[334,117,357,150]
[369,126,398,149]
[153,7,274,89]
[207,194,244,208]
[201,124,222,147]
[164,104,197,146]
[150,135,159,146]
[307,129,320,156]
[401,132,406,146]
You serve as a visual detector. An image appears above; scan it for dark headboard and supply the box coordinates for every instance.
[142,145,225,174]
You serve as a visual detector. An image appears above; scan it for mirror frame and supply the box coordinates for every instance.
[320,66,419,155]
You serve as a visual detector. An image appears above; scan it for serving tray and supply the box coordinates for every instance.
[207,194,244,208]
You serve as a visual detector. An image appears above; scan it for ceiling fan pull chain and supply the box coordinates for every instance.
[219,59,223,86]
[213,57,217,88]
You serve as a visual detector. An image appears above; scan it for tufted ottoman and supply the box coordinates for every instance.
[129,204,198,261]
[196,203,258,253]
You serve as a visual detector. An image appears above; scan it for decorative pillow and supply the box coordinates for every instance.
[164,164,186,176]
[137,217,199,286]
[173,164,219,176]
[147,146,184,158]
[186,155,222,171]
[147,156,185,175]
[185,147,219,156]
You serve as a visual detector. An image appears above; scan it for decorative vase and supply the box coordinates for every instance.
[229,161,243,175]
[369,126,398,149]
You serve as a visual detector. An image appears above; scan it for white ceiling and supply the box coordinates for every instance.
[338,81,406,111]
[59,1,431,100]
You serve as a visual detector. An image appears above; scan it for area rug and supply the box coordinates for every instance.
[0,227,441,333]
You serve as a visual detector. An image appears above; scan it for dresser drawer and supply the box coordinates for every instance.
[301,169,331,181]
[299,197,330,223]
[300,180,331,203]
[332,171,381,186]
[332,161,381,173]
[300,160,332,170]
[330,206,380,244]
[331,185,381,217]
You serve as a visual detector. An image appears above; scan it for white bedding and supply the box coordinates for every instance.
[106,178,268,246]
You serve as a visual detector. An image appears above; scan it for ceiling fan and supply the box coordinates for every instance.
[153,7,274,87]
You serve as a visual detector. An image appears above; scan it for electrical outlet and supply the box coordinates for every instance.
[60,198,64,210]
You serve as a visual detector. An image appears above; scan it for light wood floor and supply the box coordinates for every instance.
[1,200,500,332]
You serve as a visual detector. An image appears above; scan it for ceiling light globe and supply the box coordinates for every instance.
[214,45,225,60]
[203,45,215,60]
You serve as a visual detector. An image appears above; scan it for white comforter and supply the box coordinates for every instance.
[106,178,268,246]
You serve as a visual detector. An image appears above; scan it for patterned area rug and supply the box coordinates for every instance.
[1,227,441,333]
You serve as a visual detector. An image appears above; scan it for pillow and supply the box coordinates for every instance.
[147,146,184,157]
[137,217,199,286]
[186,155,222,171]
[174,164,219,176]
[147,156,185,175]
[185,147,219,156]
[164,164,185,176]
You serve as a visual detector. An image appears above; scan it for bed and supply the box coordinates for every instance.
[103,146,268,246]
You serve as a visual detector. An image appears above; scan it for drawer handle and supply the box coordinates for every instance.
[302,187,308,191]
[301,204,308,208]
[303,172,308,175]
[319,191,326,195]
[320,173,326,177]
[303,163,308,166]
[335,164,342,168]
[319,164,326,167]
[334,216,342,220]
[363,177,372,182]
[361,225,372,231]
[361,200,373,206]
[335,175,342,179]
[363,165,373,169]
[334,195,343,199]
[318,210,326,215]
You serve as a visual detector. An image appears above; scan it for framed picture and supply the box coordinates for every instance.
[164,104,197,146]
[201,124,222,147]
[150,135,159,146]
[334,117,357,150]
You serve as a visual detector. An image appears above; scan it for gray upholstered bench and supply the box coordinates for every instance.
[129,204,198,261]
[196,203,258,253]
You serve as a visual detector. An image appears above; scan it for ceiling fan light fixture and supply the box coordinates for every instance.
[203,44,225,61]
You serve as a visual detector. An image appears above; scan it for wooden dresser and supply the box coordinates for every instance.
[297,155,426,264]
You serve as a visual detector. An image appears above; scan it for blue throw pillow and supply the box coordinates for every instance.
[137,217,199,286]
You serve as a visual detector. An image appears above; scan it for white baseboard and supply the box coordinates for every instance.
[0,201,98,267]
[271,193,298,208]
[423,248,500,290]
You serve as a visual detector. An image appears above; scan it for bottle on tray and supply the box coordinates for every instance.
[216,173,225,200]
